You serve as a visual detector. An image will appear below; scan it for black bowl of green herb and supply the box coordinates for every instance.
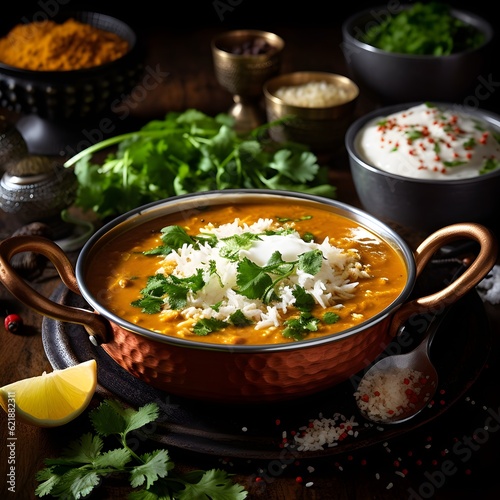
[341,2,493,103]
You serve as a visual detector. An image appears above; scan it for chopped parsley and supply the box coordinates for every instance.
[358,2,485,55]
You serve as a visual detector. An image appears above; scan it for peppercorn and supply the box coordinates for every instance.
[4,313,23,333]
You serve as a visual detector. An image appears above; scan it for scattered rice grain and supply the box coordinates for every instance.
[293,414,359,451]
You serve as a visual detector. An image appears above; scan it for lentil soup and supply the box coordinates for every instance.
[86,201,408,345]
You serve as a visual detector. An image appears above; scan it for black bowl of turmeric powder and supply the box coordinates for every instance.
[0,11,144,154]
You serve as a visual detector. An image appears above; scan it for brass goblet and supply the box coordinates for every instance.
[211,29,285,133]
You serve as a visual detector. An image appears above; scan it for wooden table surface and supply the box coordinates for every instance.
[1,4,500,499]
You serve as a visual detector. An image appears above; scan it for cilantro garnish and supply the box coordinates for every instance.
[323,311,341,324]
[64,109,336,220]
[480,158,500,175]
[406,130,425,141]
[463,137,476,149]
[283,312,320,341]
[229,309,254,327]
[443,160,467,167]
[160,225,197,249]
[193,317,228,335]
[292,285,316,312]
[35,399,247,499]
[275,215,313,223]
[220,233,262,261]
[132,269,205,313]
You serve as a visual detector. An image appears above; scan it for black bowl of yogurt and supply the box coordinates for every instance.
[345,101,500,233]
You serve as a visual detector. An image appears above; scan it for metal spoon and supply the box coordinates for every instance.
[355,256,472,425]
[355,308,449,425]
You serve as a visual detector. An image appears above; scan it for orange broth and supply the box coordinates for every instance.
[86,201,408,345]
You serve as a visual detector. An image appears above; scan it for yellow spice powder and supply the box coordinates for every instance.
[0,18,130,71]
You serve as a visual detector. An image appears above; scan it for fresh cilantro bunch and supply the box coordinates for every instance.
[64,109,336,220]
[35,399,248,500]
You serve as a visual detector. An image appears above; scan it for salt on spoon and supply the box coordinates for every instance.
[355,262,468,425]
[354,314,443,425]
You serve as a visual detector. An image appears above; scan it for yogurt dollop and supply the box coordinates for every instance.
[356,103,500,180]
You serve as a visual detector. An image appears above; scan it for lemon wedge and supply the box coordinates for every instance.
[0,359,97,428]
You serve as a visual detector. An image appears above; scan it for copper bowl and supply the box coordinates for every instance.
[0,190,496,403]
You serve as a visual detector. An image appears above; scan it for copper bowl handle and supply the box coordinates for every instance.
[389,222,498,337]
[0,235,111,345]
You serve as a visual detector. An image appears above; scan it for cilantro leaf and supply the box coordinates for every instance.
[229,309,254,327]
[160,225,197,249]
[292,286,315,312]
[192,317,228,335]
[298,249,323,275]
[235,257,273,300]
[133,270,205,312]
[268,148,319,183]
[220,233,262,260]
[94,448,132,469]
[323,311,341,324]
[91,400,160,437]
[178,469,248,500]
[57,433,103,464]
[129,450,171,488]
[283,312,320,341]
[480,158,500,175]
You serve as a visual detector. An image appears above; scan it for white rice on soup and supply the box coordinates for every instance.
[157,217,370,331]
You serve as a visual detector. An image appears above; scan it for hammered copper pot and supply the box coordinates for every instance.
[0,190,497,403]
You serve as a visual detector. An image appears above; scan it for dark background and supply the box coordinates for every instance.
[2,0,498,32]
[1,0,499,113]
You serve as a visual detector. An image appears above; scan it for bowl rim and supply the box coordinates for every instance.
[211,29,285,59]
[263,71,360,111]
[345,101,500,184]
[0,10,138,75]
[76,189,416,353]
[342,4,494,59]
